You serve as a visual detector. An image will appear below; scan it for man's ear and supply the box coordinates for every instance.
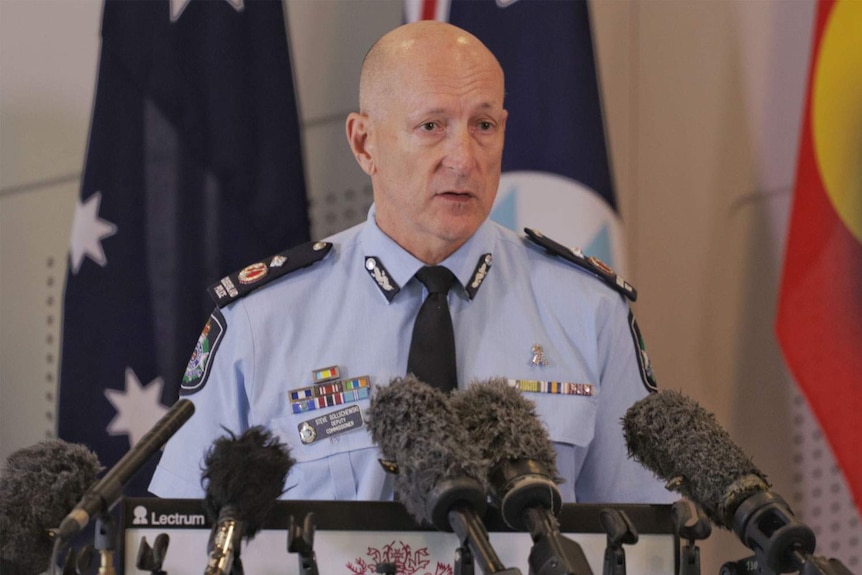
[345,112,376,176]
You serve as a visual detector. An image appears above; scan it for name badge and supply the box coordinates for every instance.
[297,404,364,445]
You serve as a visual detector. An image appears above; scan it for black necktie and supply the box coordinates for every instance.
[407,266,458,392]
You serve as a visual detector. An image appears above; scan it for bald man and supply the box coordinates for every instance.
[150,21,672,506]
[346,20,506,265]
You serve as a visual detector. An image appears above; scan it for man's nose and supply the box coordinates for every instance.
[441,127,477,174]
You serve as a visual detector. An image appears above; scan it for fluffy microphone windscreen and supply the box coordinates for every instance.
[0,440,102,575]
[622,390,769,528]
[201,426,294,537]
[450,378,558,478]
[367,375,488,525]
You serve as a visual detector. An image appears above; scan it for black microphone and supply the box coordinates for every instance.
[450,379,592,575]
[202,426,294,575]
[368,375,520,575]
[622,390,851,575]
[56,399,195,543]
[0,440,102,575]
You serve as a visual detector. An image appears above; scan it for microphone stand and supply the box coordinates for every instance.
[492,461,593,575]
[446,504,522,575]
[521,507,593,575]
[136,534,170,575]
[718,554,855,575]
[427,478,522,575]
[377,563,398,575]
[61,544,94,575]
[58,513,116,575]
[599,508,638,575]
[454,544,476,575]
[287,512,320,575]
[671,500,711,575]
[95,513,116,575]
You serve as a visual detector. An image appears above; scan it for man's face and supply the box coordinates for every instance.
[353,39,507,263]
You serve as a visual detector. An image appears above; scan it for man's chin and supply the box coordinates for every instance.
[433,217,485,247]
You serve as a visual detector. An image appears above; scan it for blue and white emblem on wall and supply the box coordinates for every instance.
[491,171,628,276]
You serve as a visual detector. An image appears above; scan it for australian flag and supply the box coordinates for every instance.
[59,0,309,496]
[407,0,625,272]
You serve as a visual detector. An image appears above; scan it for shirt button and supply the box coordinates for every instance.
[330,436,339,444]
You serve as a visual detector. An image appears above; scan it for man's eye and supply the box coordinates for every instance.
[420,122,437,131]
[477,121,494,131]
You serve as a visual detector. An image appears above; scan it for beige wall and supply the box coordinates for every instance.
[2,0,859,570]
[590,1,820,567]
[1,0,101,456]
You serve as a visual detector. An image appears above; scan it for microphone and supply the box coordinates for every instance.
[202,426,294,575]
[368,375,520,575]
[450,379,592,575]
[56,399,195,543]
[0,440,102,575]
[622,390,851,575]
[449,379,560,528]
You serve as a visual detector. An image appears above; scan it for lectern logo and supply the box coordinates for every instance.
[132,505,206,527]
[148,511,206,526]
[133,505,149,525]
[347,541,451,575]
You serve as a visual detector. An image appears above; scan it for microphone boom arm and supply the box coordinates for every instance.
[427,477,522,575]
[522,507,593,575]
[447,506,521,575]
[491,461,593,575]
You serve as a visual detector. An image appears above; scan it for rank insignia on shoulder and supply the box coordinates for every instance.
[208,240,333,308]
[523,228,637,302]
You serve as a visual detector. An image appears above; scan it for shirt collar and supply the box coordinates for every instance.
[359,204,496,301]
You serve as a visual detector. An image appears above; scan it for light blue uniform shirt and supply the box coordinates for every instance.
[150,206,672,505]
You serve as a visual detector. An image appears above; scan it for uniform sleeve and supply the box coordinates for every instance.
[148,304,252,498]
[574,296,674,504]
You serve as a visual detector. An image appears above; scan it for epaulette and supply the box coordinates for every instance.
[524,228,637,302]
[208,240,333,308]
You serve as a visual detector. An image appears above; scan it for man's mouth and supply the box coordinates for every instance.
[437,190,474,199]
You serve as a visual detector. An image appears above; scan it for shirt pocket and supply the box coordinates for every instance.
[525,391,598,449]
[524,391,598,501]
[270,404,377,490]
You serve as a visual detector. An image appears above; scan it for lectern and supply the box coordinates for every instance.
[121,499,677,575]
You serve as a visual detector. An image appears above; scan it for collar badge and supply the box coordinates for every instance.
[364,257,401,302]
